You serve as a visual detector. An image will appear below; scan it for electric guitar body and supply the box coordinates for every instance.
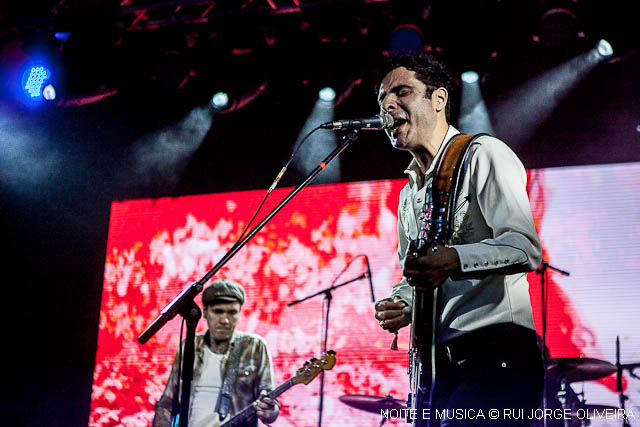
[407,134,478,427]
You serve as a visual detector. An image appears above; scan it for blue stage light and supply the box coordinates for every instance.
[388,25,423,54]
[461,71,479,85]
[22,65,52,100]
[318,87,336,103]
[54,32,72,42]
[211,92,229,110]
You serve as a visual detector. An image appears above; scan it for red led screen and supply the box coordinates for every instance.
[91,163,640,427]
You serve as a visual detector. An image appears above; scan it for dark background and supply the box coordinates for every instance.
[0,1,638,426]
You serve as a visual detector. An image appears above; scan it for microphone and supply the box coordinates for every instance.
[321,113,394,131]
[364,255,376,303]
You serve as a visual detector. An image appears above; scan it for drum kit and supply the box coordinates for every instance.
[543,356,621,427]
[339,353,639,426]
[339,393,406,426]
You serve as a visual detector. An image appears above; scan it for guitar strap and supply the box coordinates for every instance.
[214,334,244,421]
[431,132,486,336]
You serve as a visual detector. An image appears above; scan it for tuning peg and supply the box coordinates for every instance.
[327,350,336,355]
[310,358,318,362]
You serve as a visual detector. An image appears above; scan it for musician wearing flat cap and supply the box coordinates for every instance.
[373,51,544,426]
[153,279,279,427]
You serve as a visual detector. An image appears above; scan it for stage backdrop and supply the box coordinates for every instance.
[90,162,640,427]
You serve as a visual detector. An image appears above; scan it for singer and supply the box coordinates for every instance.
[373,52,544,426]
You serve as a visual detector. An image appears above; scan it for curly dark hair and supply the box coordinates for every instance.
[375,51,457,122]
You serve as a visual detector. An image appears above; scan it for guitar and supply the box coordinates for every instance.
[408,134,476,426]
[195,350,337,427]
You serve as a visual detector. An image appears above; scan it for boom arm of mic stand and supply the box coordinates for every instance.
[537,260,570,276]
[138,281,203,344]
[287,274,367,307]
[138,128,362,345]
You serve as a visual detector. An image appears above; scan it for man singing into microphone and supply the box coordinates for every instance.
[373,52,543,425]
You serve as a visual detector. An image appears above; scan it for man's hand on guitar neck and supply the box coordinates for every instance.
[403,242,461,290]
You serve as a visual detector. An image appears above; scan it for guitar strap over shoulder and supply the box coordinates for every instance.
[431,132,486,327]
[432,133,486,237]
[214,335,244,421]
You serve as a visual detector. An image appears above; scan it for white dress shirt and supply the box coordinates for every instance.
[391,126,542,344]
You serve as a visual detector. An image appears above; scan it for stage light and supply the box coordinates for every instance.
[491,40,614,148]
[54,32,72,42]
[127,104,214,191]
[535,8,581,55]
[461,71,479,85]
[21,65,51,101]
[211,92,229,110]
[42,84,56,101]
[293,91,339,184]
[458,71,494,135]
[388,25,423,54]
[318,87,336,103]
[210,83,267,114]
[597,39,613,57]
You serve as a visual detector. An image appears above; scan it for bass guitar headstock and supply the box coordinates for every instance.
[291,350,337,386]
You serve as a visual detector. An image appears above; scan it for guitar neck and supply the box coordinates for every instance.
[221,379,295,427]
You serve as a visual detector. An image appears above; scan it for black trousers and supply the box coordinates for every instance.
[430,324,544,427]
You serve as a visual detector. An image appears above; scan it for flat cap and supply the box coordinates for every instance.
[202,279,246,306]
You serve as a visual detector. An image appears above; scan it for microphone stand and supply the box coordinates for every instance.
[288,272,369,427]
[536,259,570,427]
[616,336,631,427]
[137,128,362,427]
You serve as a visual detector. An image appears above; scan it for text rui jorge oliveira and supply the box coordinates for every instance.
[381,407,636,422]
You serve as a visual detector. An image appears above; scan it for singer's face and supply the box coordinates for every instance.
[378,67,437,151]
[204,301,241,342]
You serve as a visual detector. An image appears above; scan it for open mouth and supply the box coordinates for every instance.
[391,118,408,135]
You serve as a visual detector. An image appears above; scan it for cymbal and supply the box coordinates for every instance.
[339,394,407,414]
[546,357,616,383]
[570,404,619,418]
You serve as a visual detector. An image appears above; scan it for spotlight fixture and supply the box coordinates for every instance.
[42,84,57,101]
[21,64,53,101]
[210,82,267,114]
[211,92,230,110]
[597,39,613,57]
[461,71,479,85]
[458,70,494,135]
[535,8,581,54]
[318,87,336,104]
[388,24,423,54]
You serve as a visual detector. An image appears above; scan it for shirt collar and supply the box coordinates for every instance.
[203,329,241,352]
[404,125,460,188]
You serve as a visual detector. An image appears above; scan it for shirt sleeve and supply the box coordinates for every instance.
[153,344,182,427]
[390,189,414,307]
[255,337,275,396]
[451,137,542,275]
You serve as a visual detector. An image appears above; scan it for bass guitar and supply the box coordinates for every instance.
[196,350,337,427]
